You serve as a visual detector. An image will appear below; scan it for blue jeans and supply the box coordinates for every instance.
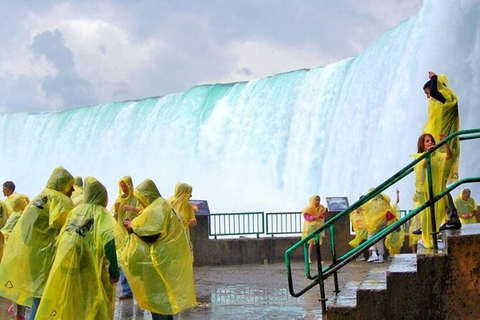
[120,269,132,296]
[29,298,41,320]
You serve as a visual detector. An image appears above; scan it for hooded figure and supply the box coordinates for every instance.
[454,189,477,224]
[167,182,196,240]
[423,74,460,184]
[0,200,8,261]
[1,193,30,243]
[35,177,119,320]
[363,191,394,234]
[0,166,74,308]
[121,180,197,316]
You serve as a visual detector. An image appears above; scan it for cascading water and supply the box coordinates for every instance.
[1,0,479,212]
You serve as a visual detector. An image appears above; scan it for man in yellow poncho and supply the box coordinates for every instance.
[71,176,84,206]
[0,166,74,319]
[301,195,327,264]
[111,175,143,300]
[35,177,120,320]
[363,189,397,263]
[121,179,197,319]
[423,71,461,230]
[454,188,477,224]
[167,182,197,241]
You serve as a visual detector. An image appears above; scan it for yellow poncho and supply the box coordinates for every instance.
[0,166,74,306]
[384,204,405,256]
[363,191,393,234]
[301,196,326,245]
[349,208,368,248]
[35,177,118,320]
[121,195,197,315]
[0,201,8,261]
[454,189,477,224]
[408,195,422,247]
[414,152,448,249]
[1,193,30,243]
[423,74,460,184]
[167,182,196,240]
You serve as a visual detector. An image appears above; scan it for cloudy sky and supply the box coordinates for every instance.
[0,0,422,113]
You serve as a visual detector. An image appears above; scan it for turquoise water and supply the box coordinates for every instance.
[1,0,479,212]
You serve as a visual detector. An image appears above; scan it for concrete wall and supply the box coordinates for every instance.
[190,213,356,267]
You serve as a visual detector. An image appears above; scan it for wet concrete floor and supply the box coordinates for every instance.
[0,259,390,319]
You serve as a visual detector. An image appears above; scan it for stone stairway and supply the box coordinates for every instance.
[326,223,480,319]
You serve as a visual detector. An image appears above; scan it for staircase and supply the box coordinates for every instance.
[326,224,480,319]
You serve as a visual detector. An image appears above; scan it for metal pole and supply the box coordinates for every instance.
[329,224,340,294]
[314,233,327,314]
[426,155,439,249]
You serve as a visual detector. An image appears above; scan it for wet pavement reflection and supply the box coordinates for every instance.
[0,260,387,319]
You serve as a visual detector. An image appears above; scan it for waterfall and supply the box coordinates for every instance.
[1,0,479,212]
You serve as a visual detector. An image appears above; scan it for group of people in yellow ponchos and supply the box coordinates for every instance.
[0,168,198,320]
[303,71,476,263]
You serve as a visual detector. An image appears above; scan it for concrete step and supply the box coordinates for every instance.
[326,281,360,319]
[355,267,388,318]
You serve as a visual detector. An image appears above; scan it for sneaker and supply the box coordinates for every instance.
[412,229,422,235]
[387,256,393,261]
[374,256,384,263]
[367,253,378,262]
[437,240,445,250]
[439,220,461,231]
[356,256,366,262]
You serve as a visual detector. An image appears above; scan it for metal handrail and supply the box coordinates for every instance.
[266,212,303,236]
[208,212,264,239]
[285,128,480,313]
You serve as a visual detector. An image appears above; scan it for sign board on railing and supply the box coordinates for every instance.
[325,197,349,213]
[190,200,210,215]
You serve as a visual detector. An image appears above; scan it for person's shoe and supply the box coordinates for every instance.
[387,255,394,261]
[119,294,133,300]
[367,252,378,262]
[439,220,461,231]
[412,229,422,235]
[356,255,366,262]
[374,255,384,263]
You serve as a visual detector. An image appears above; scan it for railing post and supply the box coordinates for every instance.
[329,224,340,295]
[426,154,439,250]
[314,233,327,314]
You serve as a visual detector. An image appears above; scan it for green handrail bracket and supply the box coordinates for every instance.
[285,128,480,314]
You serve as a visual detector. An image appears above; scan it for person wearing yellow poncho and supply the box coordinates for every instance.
[423,71,461,231]
[384,189,405,259]
[0,200,7,262]
[454,188,477,224]
[71,176,84,206]
[111,175,143,300]
[121,179,196,319]
[167,182,197,241]
[349,205,368,262]
[301,195,327,264]
[363,189,396,263]
[408,194,422,253]
[0,166,74,320]
[35,177,120,320]
[414,133,451,249]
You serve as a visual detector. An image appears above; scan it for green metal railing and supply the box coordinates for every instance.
[285,128,480,314]
[209,212,264,239]
[266,212,303,236]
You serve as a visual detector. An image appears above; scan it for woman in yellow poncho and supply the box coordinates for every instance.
[454,189,477,224]
[301,195,327,264]
[121,179,196,319]
[167,182,196,241]
[0,166,74,319]
[414,133,451,249]
[35,177,120,320]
